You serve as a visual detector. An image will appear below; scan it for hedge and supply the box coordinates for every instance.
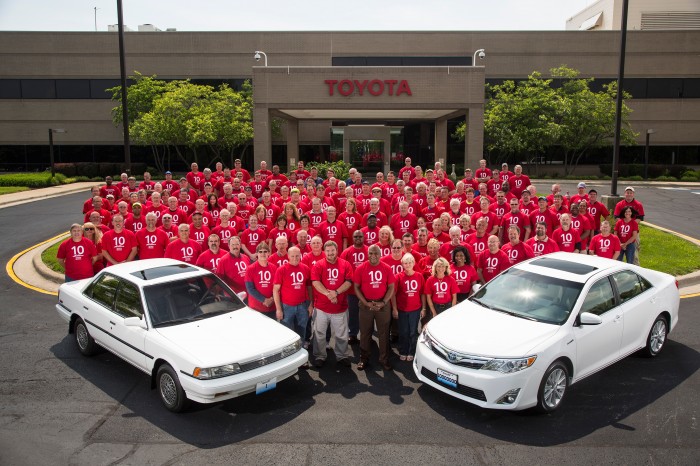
[53,162,148,178]
[0,173,67,187]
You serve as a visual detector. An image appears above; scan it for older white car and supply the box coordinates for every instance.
[55,259,308,412]
[414,252,680,412]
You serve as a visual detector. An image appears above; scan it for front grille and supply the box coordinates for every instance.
[421,367,487,402]
[429,342,488,370]
[239,348,297,373]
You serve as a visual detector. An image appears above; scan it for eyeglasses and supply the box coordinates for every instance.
[391,246,402,250]
[83,227,94,231]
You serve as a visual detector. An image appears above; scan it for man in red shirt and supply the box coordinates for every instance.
[614,186,645,221]
[257,161,272,181]
[530,196,559,236]
[588,221,621,260]
[552,214,582,253]
[569,203,592,252]
[195,233,227,273]
[570,182,590,206]
[165,224,202,265]
[124,202,146,233]
[354,244,396,371]
[101,214,138,266]
[161,171,179,194]
[475,159,491,183]
[165,196,188,226]
[188,211,211,248]
[507,164,531,199]
[440,226,476,264]
[158,214,178,240]
[216,236,250,293]
[136,212,169,259]
[310,241,354,368]
[501,225,535,265]
[138,171,156,195]
[57,223,98,281]
[100,176,119,198]
[84,196,112,226]
[186,162,204,194]
[476,235,510,284]
[231,158,251,182]
[500,198,531,243]
[390,201,418,240]
[318,206,349,251]
[466,218,490,258]
[526,222,560,257]
[586,189,610,234]
[398,157,415,181]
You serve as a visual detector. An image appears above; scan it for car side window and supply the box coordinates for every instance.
[612,270,645,303]
[580,278,616,316]
[114,281,144,319]
[89,274,120,310]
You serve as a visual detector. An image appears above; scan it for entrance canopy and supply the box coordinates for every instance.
[252,66,485,171]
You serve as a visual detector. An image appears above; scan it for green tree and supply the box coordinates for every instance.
[455,65,636,175]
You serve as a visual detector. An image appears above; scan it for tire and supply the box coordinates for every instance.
[74,317,98,356]
[156,364,189,413]
[535,361,569,413]
[643,315,668,358]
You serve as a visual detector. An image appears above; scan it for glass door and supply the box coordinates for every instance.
[349,140,385,174]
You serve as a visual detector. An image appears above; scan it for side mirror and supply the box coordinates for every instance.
[124,316,148,329]
[237,291,248,302]
[471,283,482,294]
[579,312,602,326]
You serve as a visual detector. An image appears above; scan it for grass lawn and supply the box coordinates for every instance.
[639,224,700,276]
[0,186,30,195]
[42,241,64,273]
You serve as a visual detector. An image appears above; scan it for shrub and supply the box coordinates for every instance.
[626,175,644,181]
[654,175,677,181]
[306,161,353,182]
[76,162,100,178]
[0,173,66,187]
[54,163,77,177]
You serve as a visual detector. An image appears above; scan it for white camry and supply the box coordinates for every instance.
[55,259,308,412]
[413,252,680,412]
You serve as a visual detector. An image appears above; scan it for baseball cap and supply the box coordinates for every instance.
[291,188,300,194]
[165,171,172,175]
[367,213,377,219]
[538,196,547,202]
[625,186,635,192]
[362,180,369,185]
[577,182,586,188]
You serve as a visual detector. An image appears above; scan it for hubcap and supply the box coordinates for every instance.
[543,367,567,409]
[650,320,666,354]
[76,323,89,350]
[160,372,178,407]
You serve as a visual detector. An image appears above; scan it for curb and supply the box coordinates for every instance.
[0,183,94,210]
[31,236,66,285]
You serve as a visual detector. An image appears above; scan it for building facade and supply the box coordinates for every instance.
[0,30,699,172]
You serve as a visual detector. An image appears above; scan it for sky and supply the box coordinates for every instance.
[0,0,596,31]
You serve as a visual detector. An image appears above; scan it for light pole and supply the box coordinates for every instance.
[48,128,66,178]
[611,0,630,196]
[117,0,131,174]
[254,51,268,66]
[472,48,485,65]
[644,129,655,180]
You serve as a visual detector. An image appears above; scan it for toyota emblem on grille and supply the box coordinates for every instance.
[447,352,457,362]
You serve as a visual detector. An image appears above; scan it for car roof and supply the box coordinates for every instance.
[100,259,210,286]
[515,252,625,284]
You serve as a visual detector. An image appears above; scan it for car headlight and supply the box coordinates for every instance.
[481,356,537,374]
[281,338,302,357]
[193,363,242,380]
[419,328,434,349]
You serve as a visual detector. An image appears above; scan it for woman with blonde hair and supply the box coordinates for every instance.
[392,253,426,361]
[424,257,459,317]
[338,197,362,235]
[283,202,301,232]
[82,222,104,274]
[377,225,394,257]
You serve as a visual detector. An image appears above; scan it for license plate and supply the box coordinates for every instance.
[436,368,458,388]
[255,377,277,395]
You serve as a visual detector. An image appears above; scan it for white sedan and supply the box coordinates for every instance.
[55,258,308,412]
[414,252,680,413]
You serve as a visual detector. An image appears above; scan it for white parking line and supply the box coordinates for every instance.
[657,187,689,191]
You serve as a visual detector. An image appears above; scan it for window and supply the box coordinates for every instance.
[115,281,144,318]
[580,277,616,316]
[21,80,56,99]
[88,274,120,309]
[612,270,645,303]
[56,79,91,99]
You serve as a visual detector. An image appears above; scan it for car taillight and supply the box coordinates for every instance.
[675,280,679,289]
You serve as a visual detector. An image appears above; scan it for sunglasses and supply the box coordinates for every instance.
[83,227,95,231]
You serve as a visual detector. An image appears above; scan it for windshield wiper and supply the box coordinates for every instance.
[493,308,538,321]
[470,297,494,310]
[153,318,191,328]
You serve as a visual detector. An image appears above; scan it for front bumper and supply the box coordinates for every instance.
[179,348,308,404]
[413,340,543,410]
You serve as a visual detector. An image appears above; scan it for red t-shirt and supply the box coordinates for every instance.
[165,208,188,226]
[188,224,211,248]
[615,219,639,244]
[395,271,425,311]
[501,211,531,241]
[240,227,266,254]
[57,237,97,280]
[450,264,478,294]
[212,225,238,251]
[354,261,396,301]
[135,228,169,259]
[124,215,146,234]
[525,237,560,257]
[101,229,137,264]
[466,234,489,258]
[269,252,290,268]
[164,239,202,265]
[216,253,251,293]
[529,209,559,236]
[302,251,325,270]
[476,249,511,283]
[318,220,349,248]
[158,224,178,241]
[501,241,535,265]
[587,201,611,231]
[273,262,311,306]
[311,258,353,314]
[245,261,278,312]
[380,255,404,277]
[389,213,418,239]
[195,248,226,273]
[424,275,459,305]
[552,227,581,253]
[338,211,363,234]
[589,234,621,259]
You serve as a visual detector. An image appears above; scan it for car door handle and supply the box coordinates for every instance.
[614,315,621,321]
[110,321,116,326]
[83,306,88,310]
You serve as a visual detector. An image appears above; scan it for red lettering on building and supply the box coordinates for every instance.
[324,79,412,97]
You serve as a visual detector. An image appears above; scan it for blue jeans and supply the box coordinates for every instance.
[619,242,636,263]
[282,301,309,341]
[347,294,360,337]
[398,308,421,356]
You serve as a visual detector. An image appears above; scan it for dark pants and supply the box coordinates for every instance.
[398,308,421,356]
[456,293,469,303]
[434,303,451,315]
[347,294,360,337]
[359,301,391,364]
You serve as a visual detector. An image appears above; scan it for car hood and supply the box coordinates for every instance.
[426,301,561,358]
[155,309,299,367]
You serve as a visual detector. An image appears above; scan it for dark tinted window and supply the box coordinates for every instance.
[647,78,683,98]
[21,80,56,98]
[580,277,616,316]
[0,79,21,98]
[90,79,121,99]
[130,264,197,281]
[115,281,144,318]
[612,270,645,302]
[530,257,598,275]
[682,78,700,98]
[56,79,91,99]
[89,274,120,309]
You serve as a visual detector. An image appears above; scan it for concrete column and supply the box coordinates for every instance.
[465,106,484,170]
[434,118,447,170]
[253,106,272,170]
[286,118,299,170]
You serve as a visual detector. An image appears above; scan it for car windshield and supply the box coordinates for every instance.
[144,273,246,327]
[470,268,583,325]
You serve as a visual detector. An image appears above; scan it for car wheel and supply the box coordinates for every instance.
[536,361,569,413]
[74,317,97,356]
[643,315,668,358]
[156,364,189,413]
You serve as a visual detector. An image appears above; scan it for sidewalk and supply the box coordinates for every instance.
[0,182,94,209]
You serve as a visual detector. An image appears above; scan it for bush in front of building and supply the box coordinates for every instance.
[306,160,352,182]
[53,162,148,179]
[0,172,67,187]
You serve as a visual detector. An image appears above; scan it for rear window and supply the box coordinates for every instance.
[530,257,598,275]
[130,264,197,281]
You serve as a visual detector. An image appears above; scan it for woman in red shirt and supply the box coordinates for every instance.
[615,206,639,264]
[391,253,426,361]
[424,257,459,317]
[451,246,479,303]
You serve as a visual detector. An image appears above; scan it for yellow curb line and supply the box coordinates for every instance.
[642,221,700,247]
[5,232,68,296]
[681,292,700,299]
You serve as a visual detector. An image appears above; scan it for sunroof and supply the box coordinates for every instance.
[130,264,197,280]
[530,257,598,275]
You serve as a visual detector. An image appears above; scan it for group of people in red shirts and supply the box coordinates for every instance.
[58,157,645,368]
